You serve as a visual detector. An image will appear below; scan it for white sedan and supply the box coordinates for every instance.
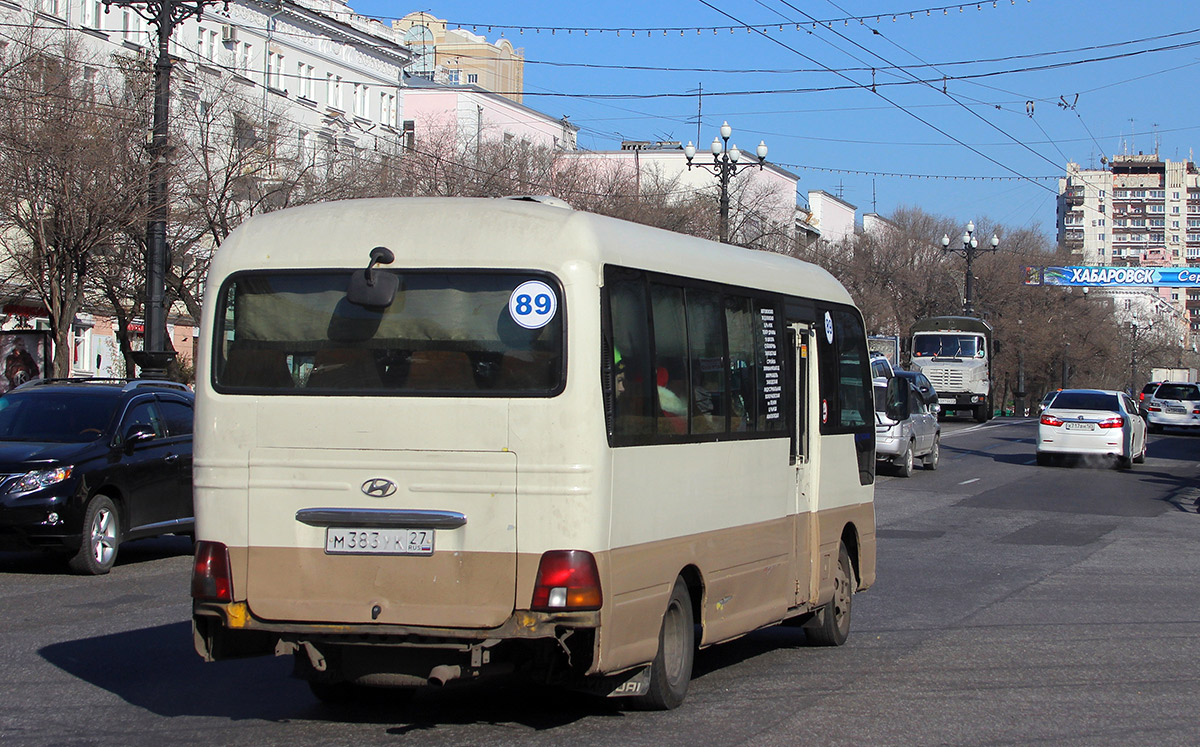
[1037,388,1147,469]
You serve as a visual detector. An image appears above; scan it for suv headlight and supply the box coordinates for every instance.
[9,466,74,493]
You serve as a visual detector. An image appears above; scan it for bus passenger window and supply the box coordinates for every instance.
[651,284,689,435]
[687,289,725,435]
[725,296,756,432]
[607,271,654,436]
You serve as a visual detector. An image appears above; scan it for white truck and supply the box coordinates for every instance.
[909,316,994,423]
[1150,367,1198,383]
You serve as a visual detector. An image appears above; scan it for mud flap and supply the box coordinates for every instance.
[573,665,652,698]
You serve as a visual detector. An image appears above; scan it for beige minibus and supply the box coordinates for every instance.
[191,196,876,709]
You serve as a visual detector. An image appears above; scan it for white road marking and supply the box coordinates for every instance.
[959,478,980,485]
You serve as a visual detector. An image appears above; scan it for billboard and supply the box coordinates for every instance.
[1023,266,1200,287]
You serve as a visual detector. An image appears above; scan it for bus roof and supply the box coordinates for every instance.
[210,197,853,306]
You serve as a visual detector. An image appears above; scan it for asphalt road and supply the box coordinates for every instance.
[2,418,1198,745]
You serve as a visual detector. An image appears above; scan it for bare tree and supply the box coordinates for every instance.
[0,31,146,376]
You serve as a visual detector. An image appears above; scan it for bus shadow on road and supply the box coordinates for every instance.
[38,618,829,727]
[37,621,656,727]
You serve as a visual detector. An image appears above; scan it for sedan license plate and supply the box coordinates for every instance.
[325,528,434,556]
[1064,422,1094,431]
[1165,405,1186,414]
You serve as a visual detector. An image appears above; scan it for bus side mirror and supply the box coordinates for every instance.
[347,246,399,308]
[884,378,909,422]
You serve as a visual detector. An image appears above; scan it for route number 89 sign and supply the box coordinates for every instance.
[508,280,558,330]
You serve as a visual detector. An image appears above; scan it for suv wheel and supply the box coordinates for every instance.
[68,495,120,575]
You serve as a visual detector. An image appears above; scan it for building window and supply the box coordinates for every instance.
[72,327,88,368]
[267,50,285,91]
[353,83,369,118]
[122,10,146,45]
[82,1,103,28]
[234,41,253,76]
[1098,233,1105,241]
[297,63,315,100]
[38,0,63,17]
[467,73,478,84]
[380,92,396,127]
[326,73,343,109]
[446,69,460,85]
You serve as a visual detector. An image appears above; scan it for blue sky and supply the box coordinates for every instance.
[354,1,1200,235]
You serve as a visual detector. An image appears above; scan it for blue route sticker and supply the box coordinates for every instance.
[508,280,558,330]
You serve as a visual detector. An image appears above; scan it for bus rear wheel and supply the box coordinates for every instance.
[631,576,694,710]
[805,545,854,647]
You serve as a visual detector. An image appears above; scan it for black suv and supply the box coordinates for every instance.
[0,379,194,574]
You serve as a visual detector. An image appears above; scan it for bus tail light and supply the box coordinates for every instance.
[531,550,602,611]
[1040,414,1064,427]
[192,541,234,602]
[1097,416,1124,429]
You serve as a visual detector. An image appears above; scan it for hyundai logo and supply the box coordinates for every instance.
[361,478,397,498]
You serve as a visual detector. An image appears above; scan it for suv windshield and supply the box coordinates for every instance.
[1154,384,1200,401]
[0,390,119,442]
[214,271,564,395]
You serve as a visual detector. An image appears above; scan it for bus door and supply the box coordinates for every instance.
[788,322,818,606]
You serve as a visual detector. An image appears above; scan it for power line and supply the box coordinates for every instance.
[378,1,1036,37]
[694,0,1054,193]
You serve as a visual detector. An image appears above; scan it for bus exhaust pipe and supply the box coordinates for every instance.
[428,665,462,687]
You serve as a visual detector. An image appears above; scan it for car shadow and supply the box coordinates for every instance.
[39,619,823,726]
[0,534,192,575]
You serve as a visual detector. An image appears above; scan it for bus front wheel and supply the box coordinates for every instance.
[631,576,694,710]
[805,545,854,647]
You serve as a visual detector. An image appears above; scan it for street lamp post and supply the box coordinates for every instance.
[684,122,768,244]
[103,0,227,378]
[1129,314,1150,394]
[940,221,999,316]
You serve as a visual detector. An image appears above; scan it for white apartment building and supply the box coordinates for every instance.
[1057,154,1200,345]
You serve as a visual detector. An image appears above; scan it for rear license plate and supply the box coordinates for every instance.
[1064,422,1094,431]
[1165,406,1186,414]
[325,528,434,555]
[938,397,955,405]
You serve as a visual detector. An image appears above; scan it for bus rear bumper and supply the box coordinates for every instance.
[193,601,603,687]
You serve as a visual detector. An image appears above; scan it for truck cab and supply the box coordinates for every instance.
[908,316,994,423]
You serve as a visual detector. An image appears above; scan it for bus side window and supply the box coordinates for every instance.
[686,288,725,435]
[651,284,689,434]
[607,270,654,437]
[725,296,755,432]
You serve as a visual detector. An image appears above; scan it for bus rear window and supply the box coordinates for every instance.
[213,271,564,396]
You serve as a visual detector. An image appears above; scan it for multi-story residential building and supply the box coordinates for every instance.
[1057,155,1200,346]
[1057,155,1200,265]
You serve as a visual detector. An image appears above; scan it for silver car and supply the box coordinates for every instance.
[1144,382,1200,432]
[875,377,940,477]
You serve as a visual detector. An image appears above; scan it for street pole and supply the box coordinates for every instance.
[941,222,999,316]
[718,159,732,245]
[684,122,768,245]
[1129,320,1138,395]
[104,0,227,378]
